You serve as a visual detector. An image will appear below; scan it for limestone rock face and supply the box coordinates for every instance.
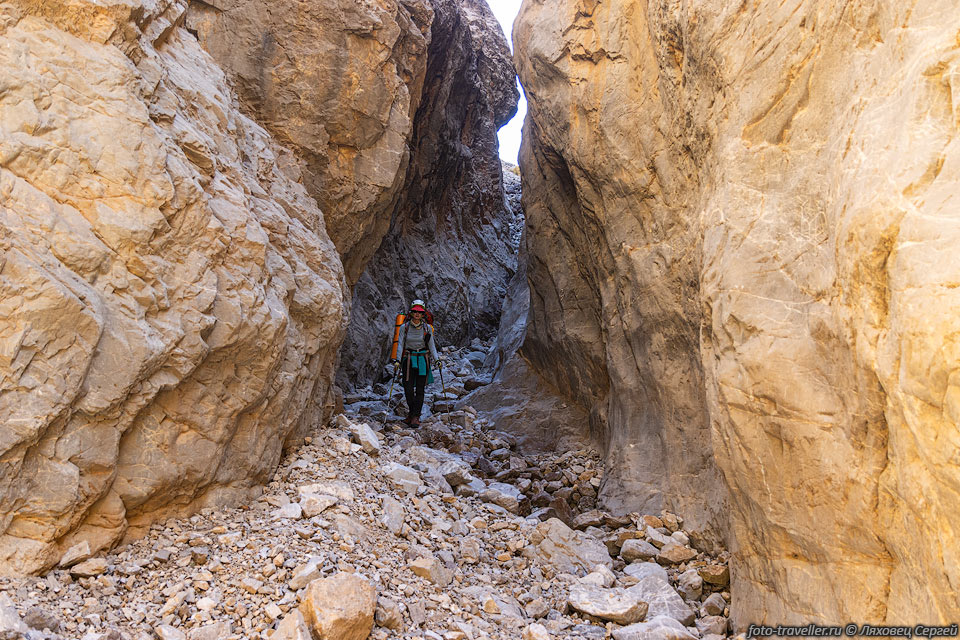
[516,0,960,625]
[186,0,433,284]
[0,0,347,574]
[514,0,725,542]
[339,0,521,386]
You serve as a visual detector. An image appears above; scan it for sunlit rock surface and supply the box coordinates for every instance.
[515,0,960,624]
[0,0,348,574]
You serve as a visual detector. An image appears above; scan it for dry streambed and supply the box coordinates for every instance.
[0,343,731,640]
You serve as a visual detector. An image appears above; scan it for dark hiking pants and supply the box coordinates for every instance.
[403,369,427,419]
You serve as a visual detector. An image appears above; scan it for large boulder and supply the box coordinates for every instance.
[300,573,377,640]
[529,518,612,576]
[0,0,347,575]
[515,0,960,626]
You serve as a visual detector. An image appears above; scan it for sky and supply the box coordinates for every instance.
[485,0,526,164]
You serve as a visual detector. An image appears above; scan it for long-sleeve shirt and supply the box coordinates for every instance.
[397,321,439,361]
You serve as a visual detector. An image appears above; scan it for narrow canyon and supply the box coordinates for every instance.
[0,0,958,638]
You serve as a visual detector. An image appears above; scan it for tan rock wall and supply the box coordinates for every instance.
[186,0,433,284]
[0,0,348,575]
[516,0,960,623]
[514,0,725,547]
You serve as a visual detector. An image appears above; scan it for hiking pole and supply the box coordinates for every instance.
[381,361,400,428]
[438,359,446,394]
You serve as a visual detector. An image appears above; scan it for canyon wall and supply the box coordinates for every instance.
[189,0,521,386]
[339,0,520,387]
[514,0,725,546]
[185,0,432,286]
[515,0,960,624]
[0,1,348,575]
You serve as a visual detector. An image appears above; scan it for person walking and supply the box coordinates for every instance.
[393,300,440,426]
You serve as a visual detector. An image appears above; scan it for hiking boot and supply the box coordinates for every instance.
[411,417,421,427]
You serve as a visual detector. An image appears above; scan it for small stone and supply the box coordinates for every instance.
[460,537,481,564]
[190,546,210,564]
[300,573,376,640]
[626,576,694,626]
[408,600,427,626]
[482,595,500,614]
[375,598,403,631]
[655,542,696,565]
[480,482,523,514]
[298,481,355,502]
[620,539,658,562]
[661,512,680,532]
[266,603,284,620]
[196,597,217,612]
[273,503,303,520]
[644,526,673,549]
[524,598,550,620]
[301,493,338,518]
[568,624,608,639]
[438,460,474,487]
[698,564,730,587]
[578,564,616,588]
[22,607,60,632]
[186,621,232,640]
[290,559,323,591]
[612,615,698,640]
[566,584,648,625]
[677,569,702,601]
[670,531,690,546]
[0,595,26,634]
[380,496,405,534]
[382,462,422,494]
[571,510,604,530]
[701,592,726,617]
[273,610,312,640]
[523,623,552,640]
[70,557,108,577]
[696,616,728,636]
[154,625,187,640]
[349,422,381,455]
[530,518,612,575]
[59,541,92,568]
[241,577,263,594]
[409,555,453,587]
[624,561,669,582]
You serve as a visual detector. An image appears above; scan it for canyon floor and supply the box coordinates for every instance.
[0,343,732,640]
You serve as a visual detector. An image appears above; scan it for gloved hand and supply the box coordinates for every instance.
[436,357,444,368]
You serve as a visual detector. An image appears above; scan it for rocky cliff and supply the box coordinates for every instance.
[0,0,348,575]
[515,0,960,625]
[188,0,520,387]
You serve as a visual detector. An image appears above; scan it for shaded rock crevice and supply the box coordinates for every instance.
[337,0,521,388]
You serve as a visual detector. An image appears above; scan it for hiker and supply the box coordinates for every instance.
[392,299,441,426]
